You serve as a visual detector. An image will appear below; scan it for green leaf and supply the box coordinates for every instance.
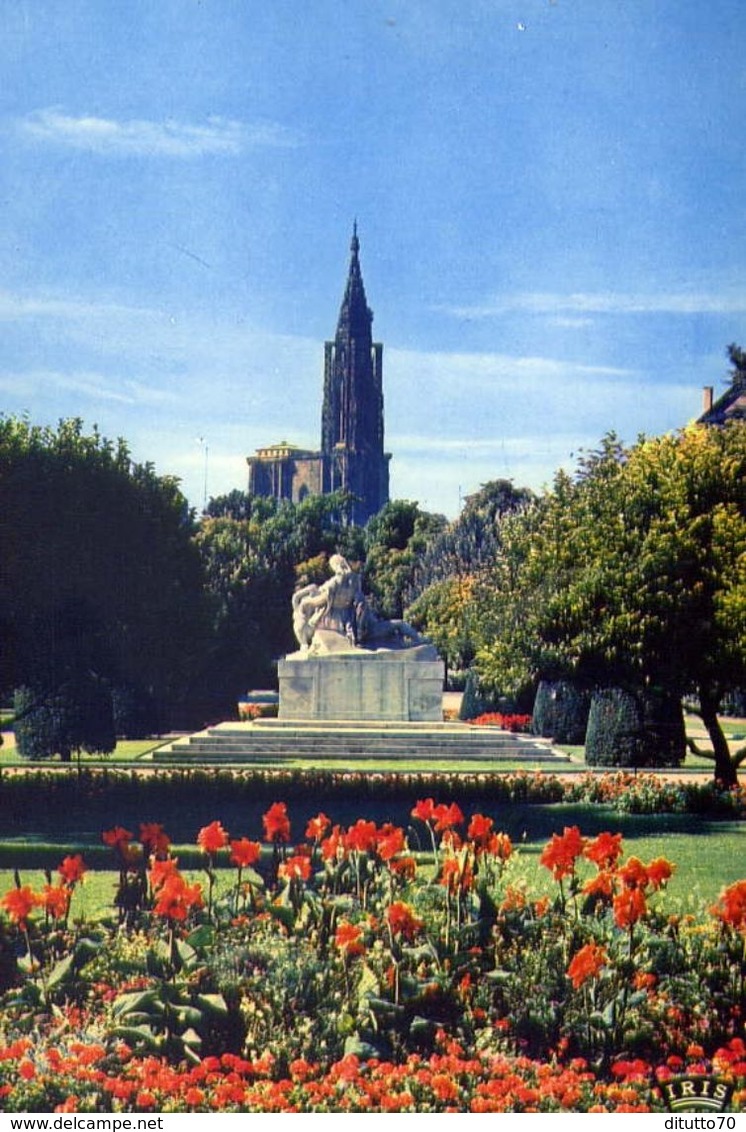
[46,953,75,990]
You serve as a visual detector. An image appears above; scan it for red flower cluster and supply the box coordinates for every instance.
[469,713,532,732]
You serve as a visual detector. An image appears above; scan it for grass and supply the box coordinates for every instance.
[1,802,743,912]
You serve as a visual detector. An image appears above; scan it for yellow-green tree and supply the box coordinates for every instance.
[474,426,746,786]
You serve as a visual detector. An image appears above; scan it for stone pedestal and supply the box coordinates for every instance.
[278,651,445,722]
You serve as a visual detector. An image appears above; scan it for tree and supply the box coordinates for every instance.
[0,416,211,750]
[195,490,362,706]
[363,500,446,620]
[473,427,746,785]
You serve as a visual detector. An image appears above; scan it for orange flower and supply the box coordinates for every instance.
[149,857,180,893]
[153,874,203,921]
[197,820,229,856]
[386,901,423,941]
[567,942,608,989]
[40,883,71,921]
[488,832,513,861]
[334,919,365,957]
[1,886,38,930]
[229,838,261,868]
[539,826,586,880]
[582,871,615,900]
[711,879,746,932]
[645,857,674,891]
[305,813,331,841]
[613,886,647,929]
[278,855,311,882]
[58,854,86,887]
[617,857,649,890]
[262,802,291,843]
[584,832,623,870]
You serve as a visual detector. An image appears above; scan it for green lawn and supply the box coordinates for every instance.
[2,805,743,916]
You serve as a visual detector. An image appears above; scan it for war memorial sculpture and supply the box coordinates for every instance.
[279,555,445,722]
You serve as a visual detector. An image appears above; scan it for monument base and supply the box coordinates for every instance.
[278,651,445,722]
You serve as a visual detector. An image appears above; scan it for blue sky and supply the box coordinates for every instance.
[1,0,745,517]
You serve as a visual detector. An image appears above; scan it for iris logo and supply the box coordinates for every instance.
[660,1075,733,1116]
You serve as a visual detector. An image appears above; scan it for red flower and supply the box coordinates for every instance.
[488,832,513,861]
[334,920,365,957]
[582,871,615,900]
[153,874,203,921]
[386,901,423,941]
[58,854,86,887]
[377,825,406,861]
[711,879,746,932]
[40,883,71,921]
[411,798,437,823]
[320,825,346,862]
[567,942,608,989]
[645,857,674,891]
[278,855,311,882]
[345,819,379,853]
[539,826,586,880]
[149,857,181,893]
[617,856,649,890]
[229,838,261,868]
[263,802,291,843]
[433,802,465,832]
[102,826,133,850]
[613,886,647,929]
[584,831,623,870]
[1,886,38,930]
[305,813,331,842]
[139,823,171,858]
[467,813,494,846]
[197,820,229,856]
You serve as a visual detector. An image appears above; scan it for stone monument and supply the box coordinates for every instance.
[278,556,445,722]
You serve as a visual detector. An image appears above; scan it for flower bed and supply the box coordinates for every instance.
[1,801,745,1112]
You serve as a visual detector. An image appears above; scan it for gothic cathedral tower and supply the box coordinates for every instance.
[321,225,390,525]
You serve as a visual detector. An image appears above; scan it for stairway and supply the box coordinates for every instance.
[153,719,570,765]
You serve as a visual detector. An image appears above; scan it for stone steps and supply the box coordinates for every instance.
[153,721,570,765]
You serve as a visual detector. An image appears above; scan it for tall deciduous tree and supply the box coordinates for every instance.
[0,416,210,749]
[473,427,746,785]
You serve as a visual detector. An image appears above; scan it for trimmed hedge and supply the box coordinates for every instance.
[585,686,685,768]
[531,680,590,745]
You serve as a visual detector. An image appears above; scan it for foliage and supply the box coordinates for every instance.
[532,680,591,745]
[194,490,361,703]
[362,500,446,620]
[585,687,685,769]
[472,426,746,786]
[0,416,211,739]
[0,804,744,1112]
[13,678,115,762]
[404,481,534,672]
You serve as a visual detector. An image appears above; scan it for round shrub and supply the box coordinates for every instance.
[585,686,685,768]
[531,680,590,744]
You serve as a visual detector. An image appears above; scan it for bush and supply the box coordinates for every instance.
[585,687,685,768]
[13,678,116,762]
[531,680,590,745]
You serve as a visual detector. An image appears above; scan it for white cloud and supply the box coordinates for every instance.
[442,290,746,320]
[15,109,299,157]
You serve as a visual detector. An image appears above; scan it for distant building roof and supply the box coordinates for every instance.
[697,381,746,426]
